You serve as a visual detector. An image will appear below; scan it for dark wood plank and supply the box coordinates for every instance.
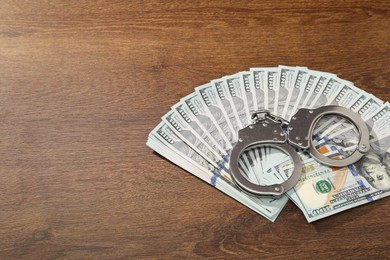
[0,0,389,258]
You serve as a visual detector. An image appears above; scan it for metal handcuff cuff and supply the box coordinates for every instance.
[229,105,370,197]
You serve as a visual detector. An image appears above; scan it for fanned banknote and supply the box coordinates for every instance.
[147,65,389,222]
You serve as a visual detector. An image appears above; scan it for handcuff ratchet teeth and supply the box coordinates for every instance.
[229,105,370,197]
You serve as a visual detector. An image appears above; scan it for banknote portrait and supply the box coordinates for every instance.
[355,151,390,191]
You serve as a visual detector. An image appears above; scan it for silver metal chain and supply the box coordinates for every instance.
[251,110,289,128]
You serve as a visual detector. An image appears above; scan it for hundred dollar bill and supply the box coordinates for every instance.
[196,81,263,182]
[238,71,255,117]
[272,133,389,221]
[239,146,299,218]
[308,76,347,109]
[266,68,279,115]
[162,110,226,169]
[284,149,390,222]
[195,84,236,145]
[175,95,261,180]
[249,67,280,113]
[238,149,283,188]
[216,75,264,176]
[310,83,369,148]
[358,103,390,143]
[326,93,385,153]
[240,149,282,186]
[211,78,241,135]
[224,73,265,168]
[371,103,390,138]
[152,123,222,174]
[148,122,289,221]
[239,154,258,183]
[276,65,295,117]
[147,133,279,221]
[288,71,320,119]
[304,72,332,109]
[224,73,250,128]
[364,103,390,142]
[196,81,259,170]
[367,102,390,137]
[248,68,270,164]
[250,68,289,173]
[181,92,232,150]
[328,82,363,107]
[280,104,390,221]
[311,83,364,137]
[149,124,233,189]
[350,93,370,113]
[313,128,359,159]
[312,100,388,160]
[225,71,286,186]
[241,145,290,186]
[176,92,247,173]
[282,67,309,119]
[262,69,280,162]
[313,116,358,144]
[171,102,227,156]
[354,94,384,120]
[264,68,293,169]
[311,87,371,139]
[250,68,267,110]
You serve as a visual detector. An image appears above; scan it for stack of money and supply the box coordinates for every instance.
[146,66,390,222]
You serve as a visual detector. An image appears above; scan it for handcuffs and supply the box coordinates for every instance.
[229,105,370,197]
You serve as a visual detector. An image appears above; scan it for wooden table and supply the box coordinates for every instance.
[0,1,389,259]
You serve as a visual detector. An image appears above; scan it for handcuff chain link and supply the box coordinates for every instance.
[251,110,289,128]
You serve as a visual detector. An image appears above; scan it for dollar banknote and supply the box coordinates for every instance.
[288,71,319,119]
[148,66,389,222]
[279,153,390,222]
[281,67,308,119]
[147,133,283,220]
[239,71,255,116]
[275,104,390,222]
[225,73,250,128]
[250,68,267,111]
[148,122,289,221]
[276,65,295,117]
[194,85,236,146]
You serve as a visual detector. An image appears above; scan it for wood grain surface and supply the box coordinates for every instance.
[0,0,389,259]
